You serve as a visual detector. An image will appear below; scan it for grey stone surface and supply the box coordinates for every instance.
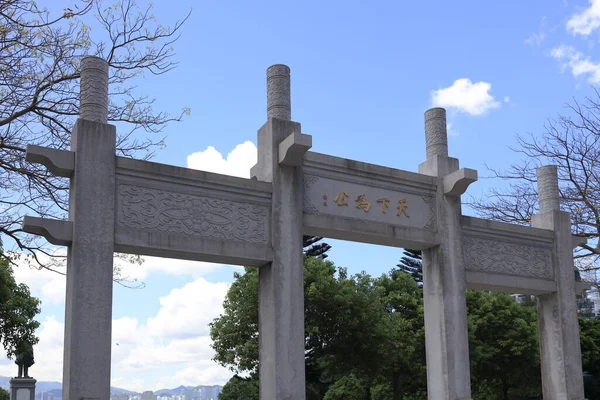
[442,168,477,196]
[256,117,306,400]
[303,173,435,229]
[64,118,116,400]
[79,56,109,124]
[419,107,472,400]
[537,165,560,213]
[25,145,75,177]
[532,165,585,400]
[21,216,73,246]
[114,156,273,266]
[278,131,312,166]
[267,64,291,120]
[10,378,36,400]
[424,107,448,159]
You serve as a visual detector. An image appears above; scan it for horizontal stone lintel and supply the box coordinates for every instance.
[116,156,272,201]
[25,145,75,177]
[22,216,73,246]
[466,270,557,295]
[115,228,273,267]
[302,213,439,249]
[303,151,438,195]
[461,216,554,245]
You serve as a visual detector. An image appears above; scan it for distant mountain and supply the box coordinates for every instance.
[0,376,139,398]
[154,385,196,396]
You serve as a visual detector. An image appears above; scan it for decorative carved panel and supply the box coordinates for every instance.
[463,235,553,279]
[117,184,269,244]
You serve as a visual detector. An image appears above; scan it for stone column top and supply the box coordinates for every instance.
[537,165,560,213]
[424,107,448,159]
[80,56,109,124]
[267,64,291,121]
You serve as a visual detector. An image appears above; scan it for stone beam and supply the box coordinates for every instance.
[25,145,75,177]
[22,216,73,246]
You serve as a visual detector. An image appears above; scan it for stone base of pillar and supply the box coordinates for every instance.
[10,377,36,400]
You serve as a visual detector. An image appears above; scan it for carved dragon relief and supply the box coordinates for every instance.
[117,184,269,244]
[463,235,554,279]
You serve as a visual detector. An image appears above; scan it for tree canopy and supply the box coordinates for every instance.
[0,240,41,360]
[468,90,600,283]
[211,252,563,399]
[0,0,189,272]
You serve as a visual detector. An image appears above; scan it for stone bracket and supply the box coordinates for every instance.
[443,168,478,196]
[26,144,75,177]
[22,216,73,246]
[575,281,592,295]
[278,131,312,166]
[572,235,588,249]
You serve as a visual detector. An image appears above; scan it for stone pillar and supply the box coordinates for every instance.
[10,378,36,400]
[63,56,115,400]
[254,64,306,400]
[418,108,472,400]
[531,165,585,400]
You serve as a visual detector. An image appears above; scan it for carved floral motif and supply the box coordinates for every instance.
[463,235,553,279]
[118,184,269,244]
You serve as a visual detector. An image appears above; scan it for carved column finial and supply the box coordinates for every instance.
[80,56,109,124]
[267,64,291,120]
[537,165,560,213]
[424,107,448,159]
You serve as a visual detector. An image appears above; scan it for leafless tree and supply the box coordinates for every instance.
[0,0,190,282]
[468,88,600,283]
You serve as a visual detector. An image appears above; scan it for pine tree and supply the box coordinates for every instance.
[303,236,331,259]
[397,249,423,284]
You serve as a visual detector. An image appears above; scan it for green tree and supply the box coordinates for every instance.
[219,374,259,400]
[579,316,600,399]
[467,291,540,400]
[0,0,189,272]
[396,249,422,284]
[322,373,366,400]
[303,235,331,259]
[0,240,41,359]
[376,269,426,399]
[210,257,389,399]
[0,388,8,400]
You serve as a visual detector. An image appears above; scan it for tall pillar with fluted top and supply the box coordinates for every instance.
[419,108,472,400]
[255,64,306,399]
[532,165,585,400]
[63,55,116,400]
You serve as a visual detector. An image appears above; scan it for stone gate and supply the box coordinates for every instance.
[22,56,589,400]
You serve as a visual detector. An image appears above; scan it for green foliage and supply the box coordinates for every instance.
[396,249,422,284]
[219,374,259,400]
[467,291,540,400]
[0,387,8,400]
[0,241,41,359]
[303,236,331,259]
[323,373,366,400]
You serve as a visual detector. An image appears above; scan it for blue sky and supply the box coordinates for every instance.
[3,0,600,392]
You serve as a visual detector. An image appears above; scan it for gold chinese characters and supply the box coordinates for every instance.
[323,191,409,217]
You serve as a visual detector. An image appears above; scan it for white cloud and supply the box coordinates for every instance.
[504,96,510,103]
[525,16,547,47]
[431,78,501,115]
[446,123,458,136]
[115,256,231,282]
[146,278,229,339]
[187,141,257,178]
[0,316,64,382]
[551,44,600,83]
[567,0,600,36]
[7,252,66,306]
